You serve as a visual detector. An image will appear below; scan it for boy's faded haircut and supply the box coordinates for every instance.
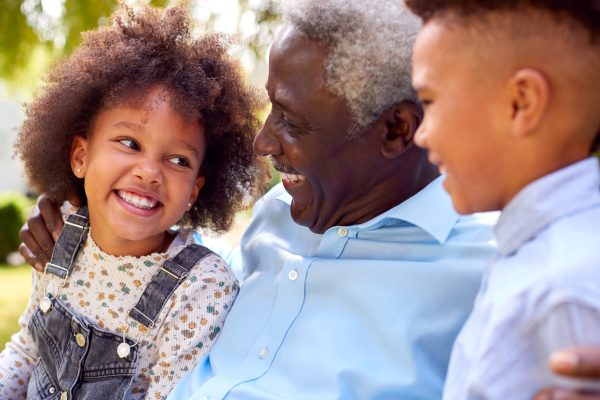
[406,0,600,153]
[404,0,600,42]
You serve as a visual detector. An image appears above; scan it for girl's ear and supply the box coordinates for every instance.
[188,176,205,210]
[70,136,88,178]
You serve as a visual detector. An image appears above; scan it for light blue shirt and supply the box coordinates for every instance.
[444,157,600,400]
[169,177,496,400]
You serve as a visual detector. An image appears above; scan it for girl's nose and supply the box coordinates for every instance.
[132,158,162,184]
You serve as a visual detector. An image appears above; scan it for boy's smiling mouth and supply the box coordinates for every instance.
[116,190,160,210]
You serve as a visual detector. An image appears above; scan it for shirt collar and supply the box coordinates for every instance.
[495,157,600,256]
[276,176,459,244]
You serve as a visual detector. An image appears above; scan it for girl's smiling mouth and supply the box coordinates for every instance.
[115,190,161,213]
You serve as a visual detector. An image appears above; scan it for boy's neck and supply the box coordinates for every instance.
[501,150,593,211]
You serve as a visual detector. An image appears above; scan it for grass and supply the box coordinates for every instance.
[0,264,31,350]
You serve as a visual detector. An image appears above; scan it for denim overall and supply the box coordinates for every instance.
[27,207,214,400]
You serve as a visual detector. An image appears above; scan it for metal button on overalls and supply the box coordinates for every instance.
[74,333,86,347]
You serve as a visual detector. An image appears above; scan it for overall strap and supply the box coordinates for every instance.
[45,206,90,279]
[129,244,215,328]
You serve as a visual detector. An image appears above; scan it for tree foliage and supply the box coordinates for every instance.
[0,0,280,89]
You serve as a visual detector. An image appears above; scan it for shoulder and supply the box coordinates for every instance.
[531,205,600,281]
[169,230,237,284]
[159,237,239,329]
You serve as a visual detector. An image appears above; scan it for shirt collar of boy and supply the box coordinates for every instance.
[494,157,600,257]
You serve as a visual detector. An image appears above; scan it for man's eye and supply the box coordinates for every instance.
[282,115,304,137]
[118,138,140,150]
[168,156,191,168]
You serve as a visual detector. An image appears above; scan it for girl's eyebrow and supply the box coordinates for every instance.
[114,120,200,158]
[174,141,200,158]
[113,120,142,131]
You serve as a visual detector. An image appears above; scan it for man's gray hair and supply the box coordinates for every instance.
[281,0,421,132]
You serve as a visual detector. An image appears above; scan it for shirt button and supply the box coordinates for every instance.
[48,387,55,394]
[60,391,68,400]
[74,333,86,347]
[288,269,298,281]
[258,346,269,359]
[337,227,348,237]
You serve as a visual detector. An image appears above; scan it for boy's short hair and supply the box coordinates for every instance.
[15,4,266,233]
[406,0,600,153]
[405,0,600,43]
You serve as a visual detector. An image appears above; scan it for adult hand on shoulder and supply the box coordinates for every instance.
[534,347,600,400]
[18,194,65,272]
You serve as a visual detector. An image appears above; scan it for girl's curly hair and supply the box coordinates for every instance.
[15,4,266,233]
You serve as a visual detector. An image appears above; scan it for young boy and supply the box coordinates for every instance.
[405,0,600,398]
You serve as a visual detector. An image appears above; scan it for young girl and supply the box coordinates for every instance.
[0,4,263,400]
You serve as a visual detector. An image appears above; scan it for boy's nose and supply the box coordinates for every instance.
[414,126,429,149]
[132,159,162,184]
[254,115,283,157]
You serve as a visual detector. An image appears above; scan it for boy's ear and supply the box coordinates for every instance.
[70,135,88,178]
[188,176,205,210]
[380,101,422,159]
[508,68,549,138]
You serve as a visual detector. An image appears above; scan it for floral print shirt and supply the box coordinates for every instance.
[0,228,238,400]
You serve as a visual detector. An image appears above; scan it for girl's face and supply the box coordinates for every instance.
[70,86,205,256]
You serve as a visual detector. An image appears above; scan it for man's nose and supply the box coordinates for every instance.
[132,158,162,184]
[254,115,283,157]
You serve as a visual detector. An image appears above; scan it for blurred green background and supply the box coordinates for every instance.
[0,0,282,349]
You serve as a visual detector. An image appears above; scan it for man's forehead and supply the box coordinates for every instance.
[266,26,330,108]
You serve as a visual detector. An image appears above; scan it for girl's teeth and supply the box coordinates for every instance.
[118,191,158,209]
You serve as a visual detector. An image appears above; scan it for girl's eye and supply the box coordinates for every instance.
[118,138,140,150]
[168,156,191,168]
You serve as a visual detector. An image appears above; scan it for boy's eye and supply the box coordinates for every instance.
[118,138,140,150]
[168,156,191,168]
[420,99,432,108]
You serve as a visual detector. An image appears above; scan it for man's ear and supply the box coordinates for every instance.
[508,68,549,138]
[70,135,88,178]
[380,101,422,159]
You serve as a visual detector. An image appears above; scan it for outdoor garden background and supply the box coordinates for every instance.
[0,0,282,348]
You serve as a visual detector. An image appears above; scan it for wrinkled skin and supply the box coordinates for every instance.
[254,25,437,233]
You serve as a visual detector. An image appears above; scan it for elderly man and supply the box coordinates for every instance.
[19,0,599,399]
[165,0,497,398]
